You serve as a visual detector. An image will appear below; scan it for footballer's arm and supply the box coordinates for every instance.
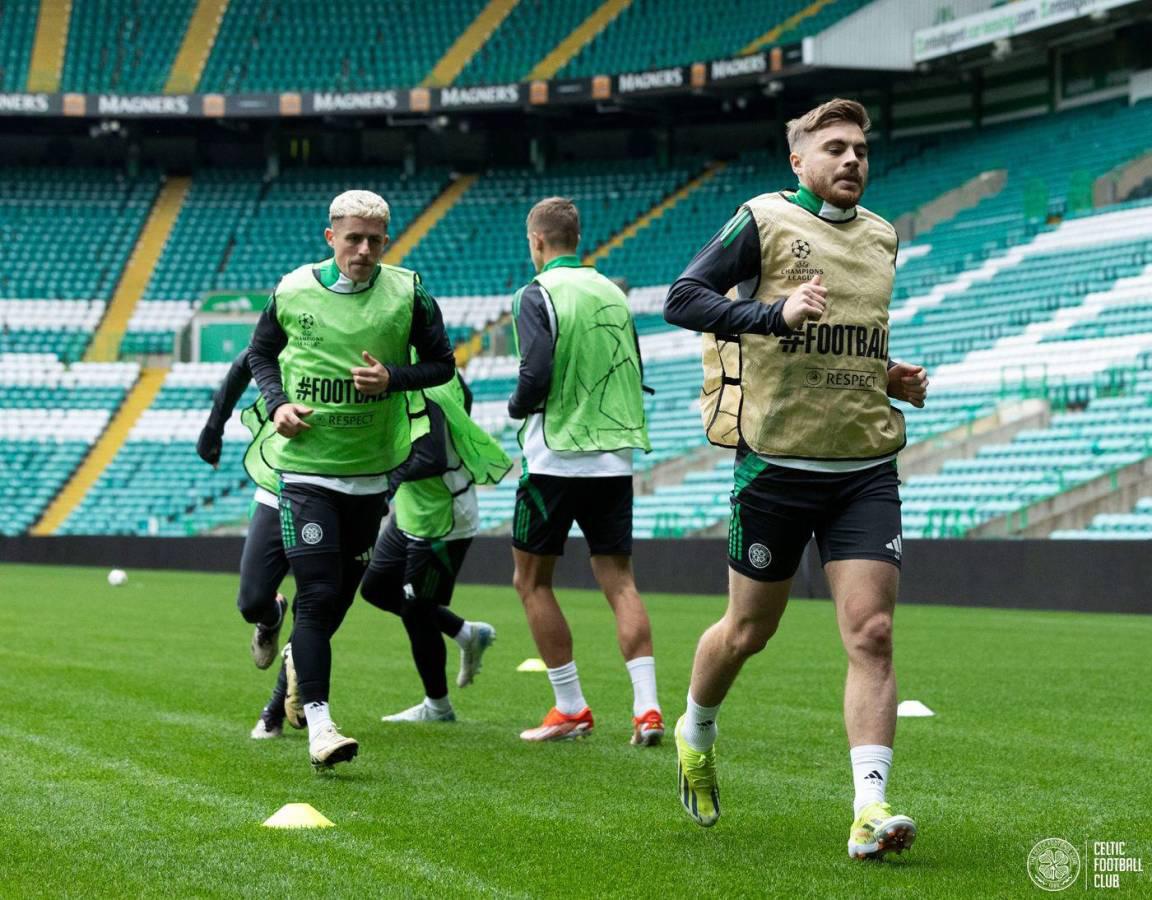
[664,206,790,337]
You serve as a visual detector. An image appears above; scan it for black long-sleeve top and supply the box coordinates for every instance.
[664,207,791,337]
[507,283,554,419]
[196,350,253,466]
[386,400,449,495]
[247,272,456,417]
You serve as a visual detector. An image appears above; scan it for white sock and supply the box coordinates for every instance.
[547,661,587,715]
[625,656,660,717]
[683,693,720,752]
[304,701,332,741]
[424,694,452,714]
[850,745,893,815]
[453,621,474,648]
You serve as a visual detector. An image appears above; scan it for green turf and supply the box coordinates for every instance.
[1,563,1149,898]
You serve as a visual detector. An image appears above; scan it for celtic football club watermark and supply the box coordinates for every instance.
[1028,838,1146,891]
[1029,839,1080,891]
[1086,842,1145,890]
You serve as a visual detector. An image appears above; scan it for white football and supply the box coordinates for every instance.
[107,569,128,586]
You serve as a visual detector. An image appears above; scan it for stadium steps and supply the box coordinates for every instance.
[166,0,230,94]
[635,442,731,495]
[583,161,727,267]
[1094,149,1152,207]
[382,174,478,266]
[968,454,1152,539]
[31,367,167,535]
[86,177,191,362]
[899,398,1051,478]
[526,0,632,81]
[25,0,72,92]
[742,0,836,54]
[423,0,520,87]
[893,169,1006,244]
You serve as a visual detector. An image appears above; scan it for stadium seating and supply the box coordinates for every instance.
[59,364,258,536]
[7,87,1152,540]
[402,159,702,297]
[593,151,794,287]
[1051,496,1152,539]
[123,165,453,358]
[0,355,138,535]
[456,0,603,86]
[901,389,1152,538]
[0,0,39,91]
[221,166,452,290]
[60,0,196,92]
[0,167,159,360]
[199,0,489,92]
[560,0,873,78]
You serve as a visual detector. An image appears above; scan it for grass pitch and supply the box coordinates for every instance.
[1,563,1148,898]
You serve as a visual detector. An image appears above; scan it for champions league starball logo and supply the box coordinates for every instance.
[790,239,811,260]
[298,312,316,332]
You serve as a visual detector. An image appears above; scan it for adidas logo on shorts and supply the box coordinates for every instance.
[885,535,903,560]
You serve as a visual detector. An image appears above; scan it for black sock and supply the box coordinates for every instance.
[434,606,465,639]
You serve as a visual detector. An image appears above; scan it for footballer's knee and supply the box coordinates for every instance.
[847,611,893,662]
[236,584,277,624]
[725,616,778,658]
[360,568,404,615]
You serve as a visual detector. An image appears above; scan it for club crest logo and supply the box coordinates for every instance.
[748,543,772,570]
[1027,838,1080,892]
[301,522,324,545]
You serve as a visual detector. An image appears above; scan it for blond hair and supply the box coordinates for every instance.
[786,98,871,152]
[527,196,580,250]
[329,189,391,228]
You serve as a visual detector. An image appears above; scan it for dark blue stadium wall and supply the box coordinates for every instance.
[1,537,1147,614]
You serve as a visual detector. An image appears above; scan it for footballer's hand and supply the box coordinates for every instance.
[782,275,827,330]
[273,403,313,437]
[887,362,929,408]
[196,427,223,468]
[351,351,390,396]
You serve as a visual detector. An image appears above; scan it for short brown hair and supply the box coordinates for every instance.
[527,197,580,250]
[785,98,871,152]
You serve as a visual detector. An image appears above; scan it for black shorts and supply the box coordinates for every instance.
[728,450,903,582]
[369,517,472,607]
[278,482,388,559]
[512,473,633,557]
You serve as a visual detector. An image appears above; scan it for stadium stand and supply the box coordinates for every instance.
[459,101,1152,537]
[0,0,39,91]
[901,390,1152,538]
[1052,495,1152,539]
[198,0,489,92]
[122,165,454,357]
[0,167,159,361]
[559,0,872,78]
[60,0,196,93]
[6,0,1152,544]
[594,151,794,287]
[58,364,257,536]
[0,355,138,535]
[455,0,603,86]
[401,159,704,297]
